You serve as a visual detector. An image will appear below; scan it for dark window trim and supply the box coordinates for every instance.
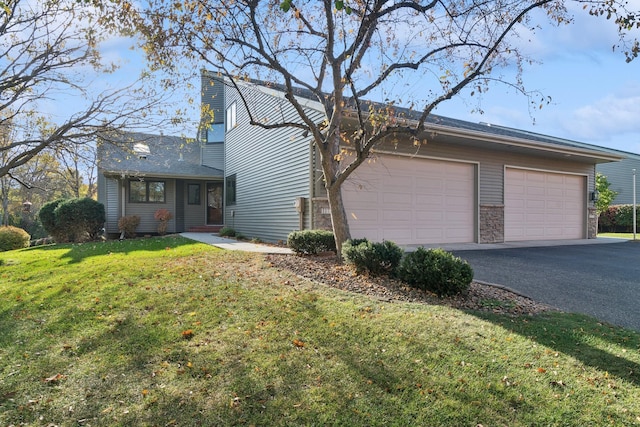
[128,180,166,203]
[225,174,236,205]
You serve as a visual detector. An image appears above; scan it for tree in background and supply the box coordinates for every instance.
[0,0,181,182]
[129,0,639,254]
[595,172,618,216]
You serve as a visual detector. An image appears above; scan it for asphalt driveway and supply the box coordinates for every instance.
[453,241,640,331]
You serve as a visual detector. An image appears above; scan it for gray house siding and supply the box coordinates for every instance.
[223,84,323,242]
[202,144,224,170]
[101,175,120,234]
[122,179,176,234]
[597,158,640,205]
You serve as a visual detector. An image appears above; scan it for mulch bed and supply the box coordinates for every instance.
[265,253,557,316]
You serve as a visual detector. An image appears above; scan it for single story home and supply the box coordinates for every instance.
[97,71,625,245]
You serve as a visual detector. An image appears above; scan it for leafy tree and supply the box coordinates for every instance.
[595,172,618,216]
[0,0,178,181]
[128,0,639,255]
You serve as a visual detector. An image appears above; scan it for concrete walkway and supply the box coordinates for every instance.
[180,232,293,254]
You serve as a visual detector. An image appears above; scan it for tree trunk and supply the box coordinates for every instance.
[326,181,351,260]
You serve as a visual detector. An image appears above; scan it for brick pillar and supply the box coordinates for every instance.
[480,204,504,243]
[588,207,598,239]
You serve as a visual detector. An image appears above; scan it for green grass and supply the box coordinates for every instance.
[1,236,640,426]
[598,232,639,240]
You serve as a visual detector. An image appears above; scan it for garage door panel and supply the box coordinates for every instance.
[505,168,585,241]
[344,155,475,245]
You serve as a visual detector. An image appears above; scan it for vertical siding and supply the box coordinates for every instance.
[597,158,640,205]
[102,176,120,234]
[224,84,324,242]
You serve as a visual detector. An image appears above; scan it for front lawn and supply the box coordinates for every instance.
[598,232,639,240]
[1,237,639,426]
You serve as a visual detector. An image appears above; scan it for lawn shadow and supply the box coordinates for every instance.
[32,235,204,264]
[471,310,640,387]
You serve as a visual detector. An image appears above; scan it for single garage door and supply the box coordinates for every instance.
[505,168,585,241]
[342,155,476,245]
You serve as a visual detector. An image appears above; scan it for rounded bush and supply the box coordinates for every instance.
[0,226,31,252]
[287,229,336,255]
[55,198,106,242]
[219,226,237,237]
[39,198,105,243]
[118,215,141,238]
[38,199,67,242]
[397,247,473,297]
[341,238,403,276]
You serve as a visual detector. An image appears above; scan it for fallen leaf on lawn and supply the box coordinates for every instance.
[182,329,194,339]
[43,373,66,383]
[292,339,305,348]
[538,368,547,374]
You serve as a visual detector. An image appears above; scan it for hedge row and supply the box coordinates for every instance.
[598,204,640,233]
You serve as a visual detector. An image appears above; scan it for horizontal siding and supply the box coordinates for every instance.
[123,179,176,234]
[202,144,224,169]
[224,84,323,242]
[597,158,640,205]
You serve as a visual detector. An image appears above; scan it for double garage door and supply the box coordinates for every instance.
[342,155,476,245]
[504,168,586,241]
[342,156,586,245]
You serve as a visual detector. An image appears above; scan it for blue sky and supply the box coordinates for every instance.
[434,4,640,154]
[93,3,640,154]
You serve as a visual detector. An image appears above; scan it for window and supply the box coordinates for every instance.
[225,174,236,205]
[188,184,201,205]
[129,180,165,203]
[226,102,237,132]
[207,123,224,144]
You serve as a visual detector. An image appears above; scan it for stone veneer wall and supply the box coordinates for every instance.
[312,197,332,230]
[588,207,598,239]
[480,204,504,243]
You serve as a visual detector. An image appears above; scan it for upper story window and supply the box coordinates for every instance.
[207,123,225,144]
[129,180,166,203]
[226,102,237,132]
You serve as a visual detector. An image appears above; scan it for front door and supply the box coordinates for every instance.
[207,182,224,225]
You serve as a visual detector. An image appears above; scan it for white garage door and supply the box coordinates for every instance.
[342,155,475,245]
[505,168,585,241]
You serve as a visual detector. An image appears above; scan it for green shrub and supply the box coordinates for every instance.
[118,215,141,238]
[0,226,31,252]
[55,198,105,242]
[39,198,105,243]
[341,238,403,276]
[397,247,473,297]
[287,229,336,255]
[38,199,67,242]
[219,226,236,237]
[598,204,640,232]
